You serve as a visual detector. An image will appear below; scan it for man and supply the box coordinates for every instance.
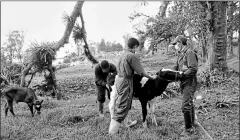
[170,35,198,137]
[108,38,155,135]
[95,60,117,117]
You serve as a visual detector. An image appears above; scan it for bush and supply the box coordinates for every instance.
[63,58,71,63]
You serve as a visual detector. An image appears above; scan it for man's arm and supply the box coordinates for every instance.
[130,54,154,80]
[173,54,180,70]
[95,66,107,87]
[109,63,118,75]
[183,51,198,77]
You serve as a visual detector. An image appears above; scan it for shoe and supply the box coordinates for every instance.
[191,107,198,127]
[99,112,105,118]
[98,101,104,117]
[179,111,194,139]
[125,120,137,127]
[109,119,121,135]
[180,128,194,139]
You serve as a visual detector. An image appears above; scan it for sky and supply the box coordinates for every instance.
[1,1,161,58]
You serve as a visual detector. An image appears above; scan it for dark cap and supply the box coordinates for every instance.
[100,60,110,70]
[127,38,139,49]
[171,35,187,45]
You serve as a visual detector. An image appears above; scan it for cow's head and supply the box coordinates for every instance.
[34,100,43,114]
[156,68,183,82]
[106,73,117,86]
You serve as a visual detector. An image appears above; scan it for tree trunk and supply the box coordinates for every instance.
[20,1,84,88]
[52,1,84,51]
[20,63,34,87]
[79,2,99,64]
[239,5,240,57]
[166,40,169,53]
[158,1,170,18]
[227,1,234,57]
[200,32,208,63]
[210,2,228,71]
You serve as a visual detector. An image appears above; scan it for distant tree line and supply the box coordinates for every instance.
[98,38,123,52]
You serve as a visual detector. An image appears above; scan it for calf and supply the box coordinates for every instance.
[107,68,182,128]
[2,86,43,117]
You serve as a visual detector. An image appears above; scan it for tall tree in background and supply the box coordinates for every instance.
[2,30,26,64]
[227,2,234,57]
[208,2,228,71]
[20,1,98,100]
[239,4,240,57]
[131,1,235,71]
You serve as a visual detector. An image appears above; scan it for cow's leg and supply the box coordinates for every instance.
[140,101,148,128]
[108,85,117,119]
[149,98,157,126]
[8,101,15,117]
[28,104,34,117]
[5,102,9,117]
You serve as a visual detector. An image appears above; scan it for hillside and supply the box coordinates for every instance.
[1,49,239,140]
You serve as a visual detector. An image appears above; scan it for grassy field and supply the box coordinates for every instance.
[1,50,239,140]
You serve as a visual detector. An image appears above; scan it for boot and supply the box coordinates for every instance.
[180,112,194,138]
[109,119,121,135]
[98,101,104,118]
[191,107,197,127]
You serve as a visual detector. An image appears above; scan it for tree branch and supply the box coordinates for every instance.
[52,1,84,51]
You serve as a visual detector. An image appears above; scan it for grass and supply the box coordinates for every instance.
[1,50,239,140]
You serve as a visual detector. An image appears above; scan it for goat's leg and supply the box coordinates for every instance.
[5,102,9,117]
[140,101,148,128]
[28,104,34,117]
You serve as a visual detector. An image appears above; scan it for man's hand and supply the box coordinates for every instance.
[106,84,110,90]
[149,75,156,80]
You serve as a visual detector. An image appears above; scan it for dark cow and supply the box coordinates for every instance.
[107,68,183,128]
[2,86,43,117]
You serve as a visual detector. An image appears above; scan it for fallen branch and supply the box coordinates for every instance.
[195,113,213,140]
[27,72,35,87]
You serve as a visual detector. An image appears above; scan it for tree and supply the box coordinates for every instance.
[2,30,26,64]
[226,1,239,57]
[239,4,240,57]
[98,38,107,52]
[207,2,228,71]
[20,1,98,100]
[97,38,123,52]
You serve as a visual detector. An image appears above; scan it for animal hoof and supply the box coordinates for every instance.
[126,120,137,127]
[143,122,147,128]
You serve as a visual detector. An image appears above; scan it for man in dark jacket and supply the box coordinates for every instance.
[171,35,198,137]
[95,60,117,117]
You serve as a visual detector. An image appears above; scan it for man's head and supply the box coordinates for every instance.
[100,60,110,73]
[171,35,187,52]
[127,38,139,53]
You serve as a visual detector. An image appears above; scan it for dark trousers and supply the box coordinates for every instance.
[181,85,195,113]
[96,85,107,103]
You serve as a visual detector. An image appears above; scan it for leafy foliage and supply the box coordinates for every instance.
[26,41,57,73]
[72,23,86,44]
[1,30,26,64]
[1,63,23,85]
